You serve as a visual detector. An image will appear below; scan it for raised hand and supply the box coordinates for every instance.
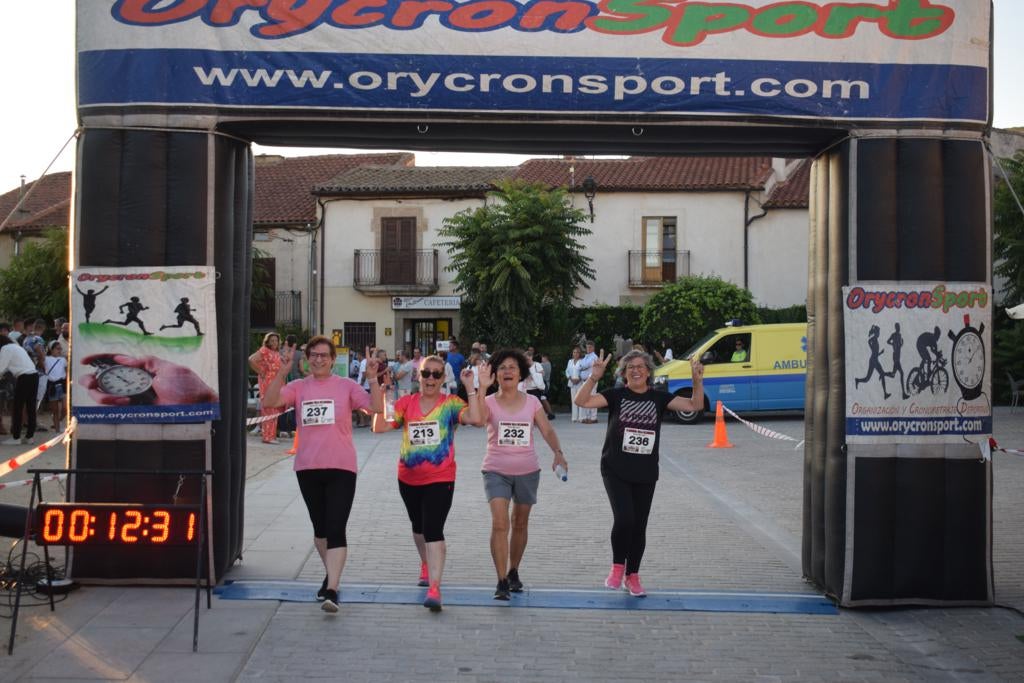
[460,365,475,388]
[690,355,704,382]
[365,356,380,377]
[477,360,495,391]
[590,349,610,380]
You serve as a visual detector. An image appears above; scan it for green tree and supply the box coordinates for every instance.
[439,180,595,348]
[994,151,1024,302]
[638,275,761,351]
[0,228,69,321]
[993,151,1024,401]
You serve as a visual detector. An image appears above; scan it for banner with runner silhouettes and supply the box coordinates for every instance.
[70,266,220,423]
[843,282,991,444]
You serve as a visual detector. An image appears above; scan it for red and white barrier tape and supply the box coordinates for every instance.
[245,407,294,427]
[0,420,76,479]
[0,472,67,491]
[720,404,804,450]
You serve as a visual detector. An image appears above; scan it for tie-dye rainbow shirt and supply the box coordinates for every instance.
[390,393,468,485]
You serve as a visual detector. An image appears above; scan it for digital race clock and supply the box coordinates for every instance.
[35,503,200,546]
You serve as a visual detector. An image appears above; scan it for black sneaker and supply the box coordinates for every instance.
[494,578,511,601]
[321,588,339,613]
[316,575,328,602]
[507,568,523,593]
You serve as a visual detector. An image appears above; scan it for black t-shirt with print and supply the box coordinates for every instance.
[599,386,674,483]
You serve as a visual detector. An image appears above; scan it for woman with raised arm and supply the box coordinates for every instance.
[476,349,569,600]
[371,355,482,612]
[574,348,704,597]
[262,336,383,614]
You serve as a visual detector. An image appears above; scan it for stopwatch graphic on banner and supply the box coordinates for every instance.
[71,266,220,424]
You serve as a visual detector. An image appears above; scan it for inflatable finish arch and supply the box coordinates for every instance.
[72,1,993,604]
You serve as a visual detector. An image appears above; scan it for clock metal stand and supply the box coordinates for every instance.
[7,467,214,655]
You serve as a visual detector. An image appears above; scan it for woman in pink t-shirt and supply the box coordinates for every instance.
[477,349,568,600]
[263,335,384,614]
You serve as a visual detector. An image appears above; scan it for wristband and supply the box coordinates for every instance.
[467,391,478,397]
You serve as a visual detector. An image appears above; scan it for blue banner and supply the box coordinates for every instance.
[78,49,988,122]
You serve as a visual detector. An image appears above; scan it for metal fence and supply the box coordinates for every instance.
[627,250,691,287]
[353,249,439,292]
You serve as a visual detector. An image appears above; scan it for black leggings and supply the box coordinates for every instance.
[11,373,38,440]
[398,480,455,543]
[602,474,657,574]
[296,469,356,549]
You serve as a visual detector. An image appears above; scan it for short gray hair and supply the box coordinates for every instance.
[617,350,655,383]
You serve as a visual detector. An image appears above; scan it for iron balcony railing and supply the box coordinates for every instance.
[628,250,691,287]
[353,249,439,294]
[251,290,302,329]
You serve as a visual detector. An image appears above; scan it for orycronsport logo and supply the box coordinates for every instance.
[111,0,956,47]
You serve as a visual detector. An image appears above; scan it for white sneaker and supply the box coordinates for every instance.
[2,438,22,446]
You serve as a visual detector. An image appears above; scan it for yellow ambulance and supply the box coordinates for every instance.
[652,322,808,423]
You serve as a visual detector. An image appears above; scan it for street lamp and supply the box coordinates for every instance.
[582,176,597,222]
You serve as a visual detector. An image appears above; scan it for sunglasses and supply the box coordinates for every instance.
[420,369,444,379]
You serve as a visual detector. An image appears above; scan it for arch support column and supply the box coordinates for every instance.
[803,136,992,606]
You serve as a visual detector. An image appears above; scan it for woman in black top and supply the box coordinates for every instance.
[574,348,704,597]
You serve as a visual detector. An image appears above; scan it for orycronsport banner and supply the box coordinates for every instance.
[77,1,990,123]
[843,283,991,444]
[71,266,220,424]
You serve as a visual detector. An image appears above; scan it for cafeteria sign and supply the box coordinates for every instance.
[392,296,461,310]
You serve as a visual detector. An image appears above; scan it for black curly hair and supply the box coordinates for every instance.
[488,348,531,381]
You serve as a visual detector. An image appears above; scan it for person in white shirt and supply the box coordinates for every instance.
[565,346,585,422]
[43,340,68,432]
[0,335,41,445]
[578,341,599,423]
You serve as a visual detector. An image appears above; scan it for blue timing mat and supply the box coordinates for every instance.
[214,581,837,615]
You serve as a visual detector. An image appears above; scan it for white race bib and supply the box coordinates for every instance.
[498,421,531,447]
[622,427,656,455]
[301,399,335,426]
[408,420,441,446]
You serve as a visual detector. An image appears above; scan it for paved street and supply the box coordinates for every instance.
[2,407,1024,681]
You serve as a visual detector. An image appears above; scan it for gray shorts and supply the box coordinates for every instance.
[482,470,541,505]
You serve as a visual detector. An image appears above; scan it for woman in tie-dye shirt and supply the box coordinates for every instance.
[372,354,482,611]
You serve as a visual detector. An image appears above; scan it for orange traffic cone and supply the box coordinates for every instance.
[707,400,734,449]
[285,431,298,456]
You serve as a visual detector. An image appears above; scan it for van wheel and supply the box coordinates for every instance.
[671,389,706,424]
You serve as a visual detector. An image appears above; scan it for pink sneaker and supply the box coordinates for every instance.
[604,563,625,590]
[418,562,429,587]
[423,583,442,612]
[623,573,647,597]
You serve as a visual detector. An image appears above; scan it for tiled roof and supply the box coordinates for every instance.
[255,152,414,224]
[512,156,774,192]
[764,159,811,209]
[315,166,516,195]
[0,172,71,234]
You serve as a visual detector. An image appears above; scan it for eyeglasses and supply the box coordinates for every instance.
[308,351,331,359]
[496,364,519,372]
[625,364,647,371]
[420,369,444,379]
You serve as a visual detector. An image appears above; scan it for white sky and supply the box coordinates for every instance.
[0,1,1021,192]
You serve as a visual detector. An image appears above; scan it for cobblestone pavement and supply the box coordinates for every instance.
[2,407,1024,681]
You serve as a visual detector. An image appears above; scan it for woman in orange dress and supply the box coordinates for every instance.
[249,332,284,443]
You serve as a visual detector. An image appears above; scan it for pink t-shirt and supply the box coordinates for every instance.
[280,375,370,473]
[483,392,542,476]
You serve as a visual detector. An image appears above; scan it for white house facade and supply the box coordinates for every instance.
[314,156,811,354]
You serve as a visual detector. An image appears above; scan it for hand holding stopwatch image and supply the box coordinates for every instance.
[80,353,218,406]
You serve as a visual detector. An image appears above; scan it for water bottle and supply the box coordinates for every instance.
[384,395,395,422]
[554,464,568,482]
